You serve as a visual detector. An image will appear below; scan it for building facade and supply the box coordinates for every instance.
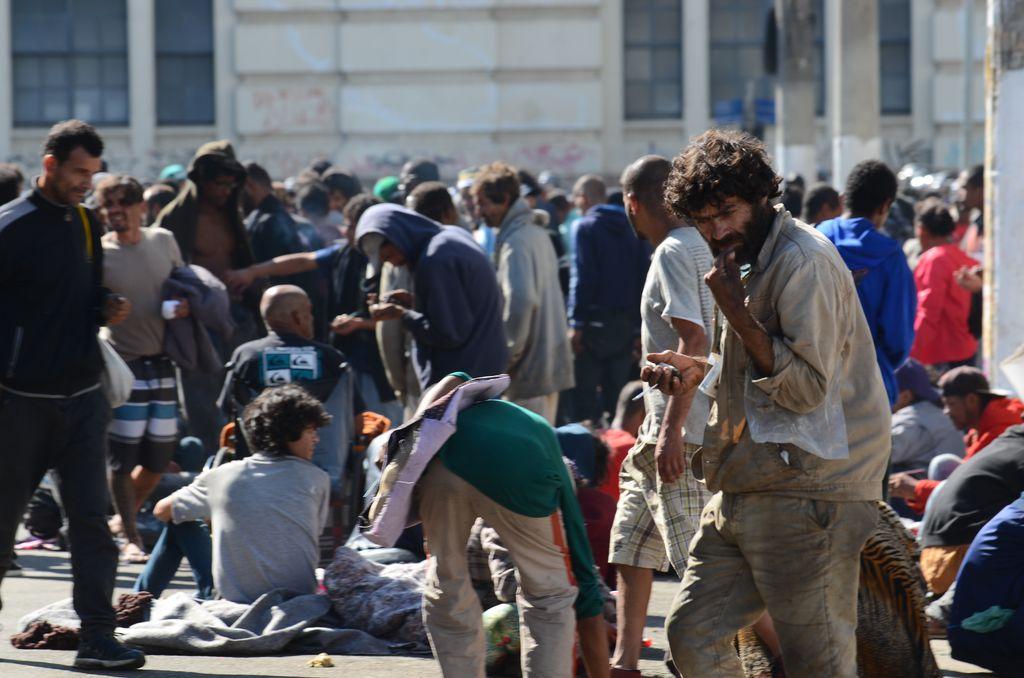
[0,0,986,182]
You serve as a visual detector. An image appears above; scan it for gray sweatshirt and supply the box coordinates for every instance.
[170,453,330,604]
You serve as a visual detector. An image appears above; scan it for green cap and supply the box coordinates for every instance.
[373,175,400,202]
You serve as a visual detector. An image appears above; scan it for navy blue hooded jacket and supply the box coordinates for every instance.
[817,216,916,406]
[355,205,508,388]
[568,204,650,330]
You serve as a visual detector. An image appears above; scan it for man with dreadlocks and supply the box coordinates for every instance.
[642,130,890,677]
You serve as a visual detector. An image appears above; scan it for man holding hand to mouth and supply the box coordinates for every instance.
[642,130,890,677]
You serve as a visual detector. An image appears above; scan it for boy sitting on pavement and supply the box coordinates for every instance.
[151,384,331,604]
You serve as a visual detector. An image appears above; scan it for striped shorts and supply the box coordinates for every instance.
[108,355,179,473]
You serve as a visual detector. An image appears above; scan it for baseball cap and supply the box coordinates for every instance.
[359,231,385,279]
[938,366,1005,399]
[895,359,941,405]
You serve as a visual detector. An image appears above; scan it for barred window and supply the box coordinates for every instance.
[12,0,128,127]
[156,0,214,125]
[623,0,683,120]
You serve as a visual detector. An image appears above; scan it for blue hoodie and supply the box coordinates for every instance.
[817,217,916,406]
[355,205,508,388]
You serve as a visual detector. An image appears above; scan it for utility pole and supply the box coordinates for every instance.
[984,0,1024,390]
[827,0,881,184]
[774,0,817,183]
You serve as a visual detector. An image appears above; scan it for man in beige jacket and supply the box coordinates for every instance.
[473,163,574,423]
[643,130,890,677]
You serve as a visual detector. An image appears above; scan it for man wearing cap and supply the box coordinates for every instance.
[889,359,965,474]
[890,366,1024,514]
[356,204,508,389]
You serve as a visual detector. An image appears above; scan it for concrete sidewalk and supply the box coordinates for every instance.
[0,549,992,677]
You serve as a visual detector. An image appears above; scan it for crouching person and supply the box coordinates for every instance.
[414,373,609,678]
[149,384,330,603]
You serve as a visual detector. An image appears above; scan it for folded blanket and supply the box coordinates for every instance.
[364,374,510,547]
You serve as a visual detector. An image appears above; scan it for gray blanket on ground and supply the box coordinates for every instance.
[18,589,429,657]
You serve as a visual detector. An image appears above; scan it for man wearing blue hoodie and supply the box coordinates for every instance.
[356,204,509,388]
[817,160,916,407]
[569,175,651,423]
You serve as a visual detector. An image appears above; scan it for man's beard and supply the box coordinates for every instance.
[708,203,775,264]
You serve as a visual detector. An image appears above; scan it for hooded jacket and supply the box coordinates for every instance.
[493,199,574,399]
[817,216,916,406]
[154,141,253,278]
[355,205,508,388]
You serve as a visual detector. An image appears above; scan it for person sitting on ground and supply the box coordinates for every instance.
[890,367,1024,514]
[218,285,352,490]
[598,381,646,502]
[413,373,610,678]
[151,384,331,604]
[918,425,1024,596]
[889,359,965,474]
[946,490,1024,675]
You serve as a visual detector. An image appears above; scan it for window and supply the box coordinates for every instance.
[708,0,775,120]
[156,0,214,125]
[623,0,683,120]
[12,0,128,127]
[879,0,911,114]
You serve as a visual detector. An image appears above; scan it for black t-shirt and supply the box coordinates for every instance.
[921,425,1024,547]
[218,331,348,416]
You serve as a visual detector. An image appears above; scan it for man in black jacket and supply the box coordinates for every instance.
[0,120,145,670]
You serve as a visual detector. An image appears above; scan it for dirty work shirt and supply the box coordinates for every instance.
[169,453,330,604]
[438,399,604,619]
[699,207,890,499]
[637,226,715,445]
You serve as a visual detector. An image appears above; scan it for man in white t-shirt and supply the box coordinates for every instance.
[608,156,714,676]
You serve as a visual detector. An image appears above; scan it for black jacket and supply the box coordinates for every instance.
[0,186,110,395]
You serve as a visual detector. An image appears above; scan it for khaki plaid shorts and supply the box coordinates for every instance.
[608,439,710,574]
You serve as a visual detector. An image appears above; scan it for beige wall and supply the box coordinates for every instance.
[0,0,988,183]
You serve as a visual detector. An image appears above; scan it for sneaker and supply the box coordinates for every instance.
[74,634,146,670]
[6,559,23,577]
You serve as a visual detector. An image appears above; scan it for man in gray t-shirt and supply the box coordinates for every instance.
[154,384,331,604]
[609,156,714,674]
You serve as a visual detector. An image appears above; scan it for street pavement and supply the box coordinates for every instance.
[0,549,992,677]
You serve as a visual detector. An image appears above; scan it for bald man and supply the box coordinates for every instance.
[218,285,352,490]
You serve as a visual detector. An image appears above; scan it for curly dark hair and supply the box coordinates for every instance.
[664,129,781,220]
[915,198,955,237]
[843,160,897,216]
[241,384,331,456]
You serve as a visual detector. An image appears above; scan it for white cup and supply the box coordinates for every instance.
[161,300,181,320]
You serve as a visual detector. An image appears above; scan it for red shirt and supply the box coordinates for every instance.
[907,398,1024,513]
[910,244,978,365]
[598,429,635,501]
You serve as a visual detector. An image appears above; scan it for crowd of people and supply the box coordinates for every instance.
[0,117,1021,677]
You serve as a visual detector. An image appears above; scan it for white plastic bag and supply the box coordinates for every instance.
[743,365,849,460]
[98,336,133,408]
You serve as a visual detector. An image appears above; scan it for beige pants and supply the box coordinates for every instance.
[416,460,577,678]
[510,393,559,425]
[667,492,878,678]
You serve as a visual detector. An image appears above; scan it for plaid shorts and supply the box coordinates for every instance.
[608,439,710,574]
